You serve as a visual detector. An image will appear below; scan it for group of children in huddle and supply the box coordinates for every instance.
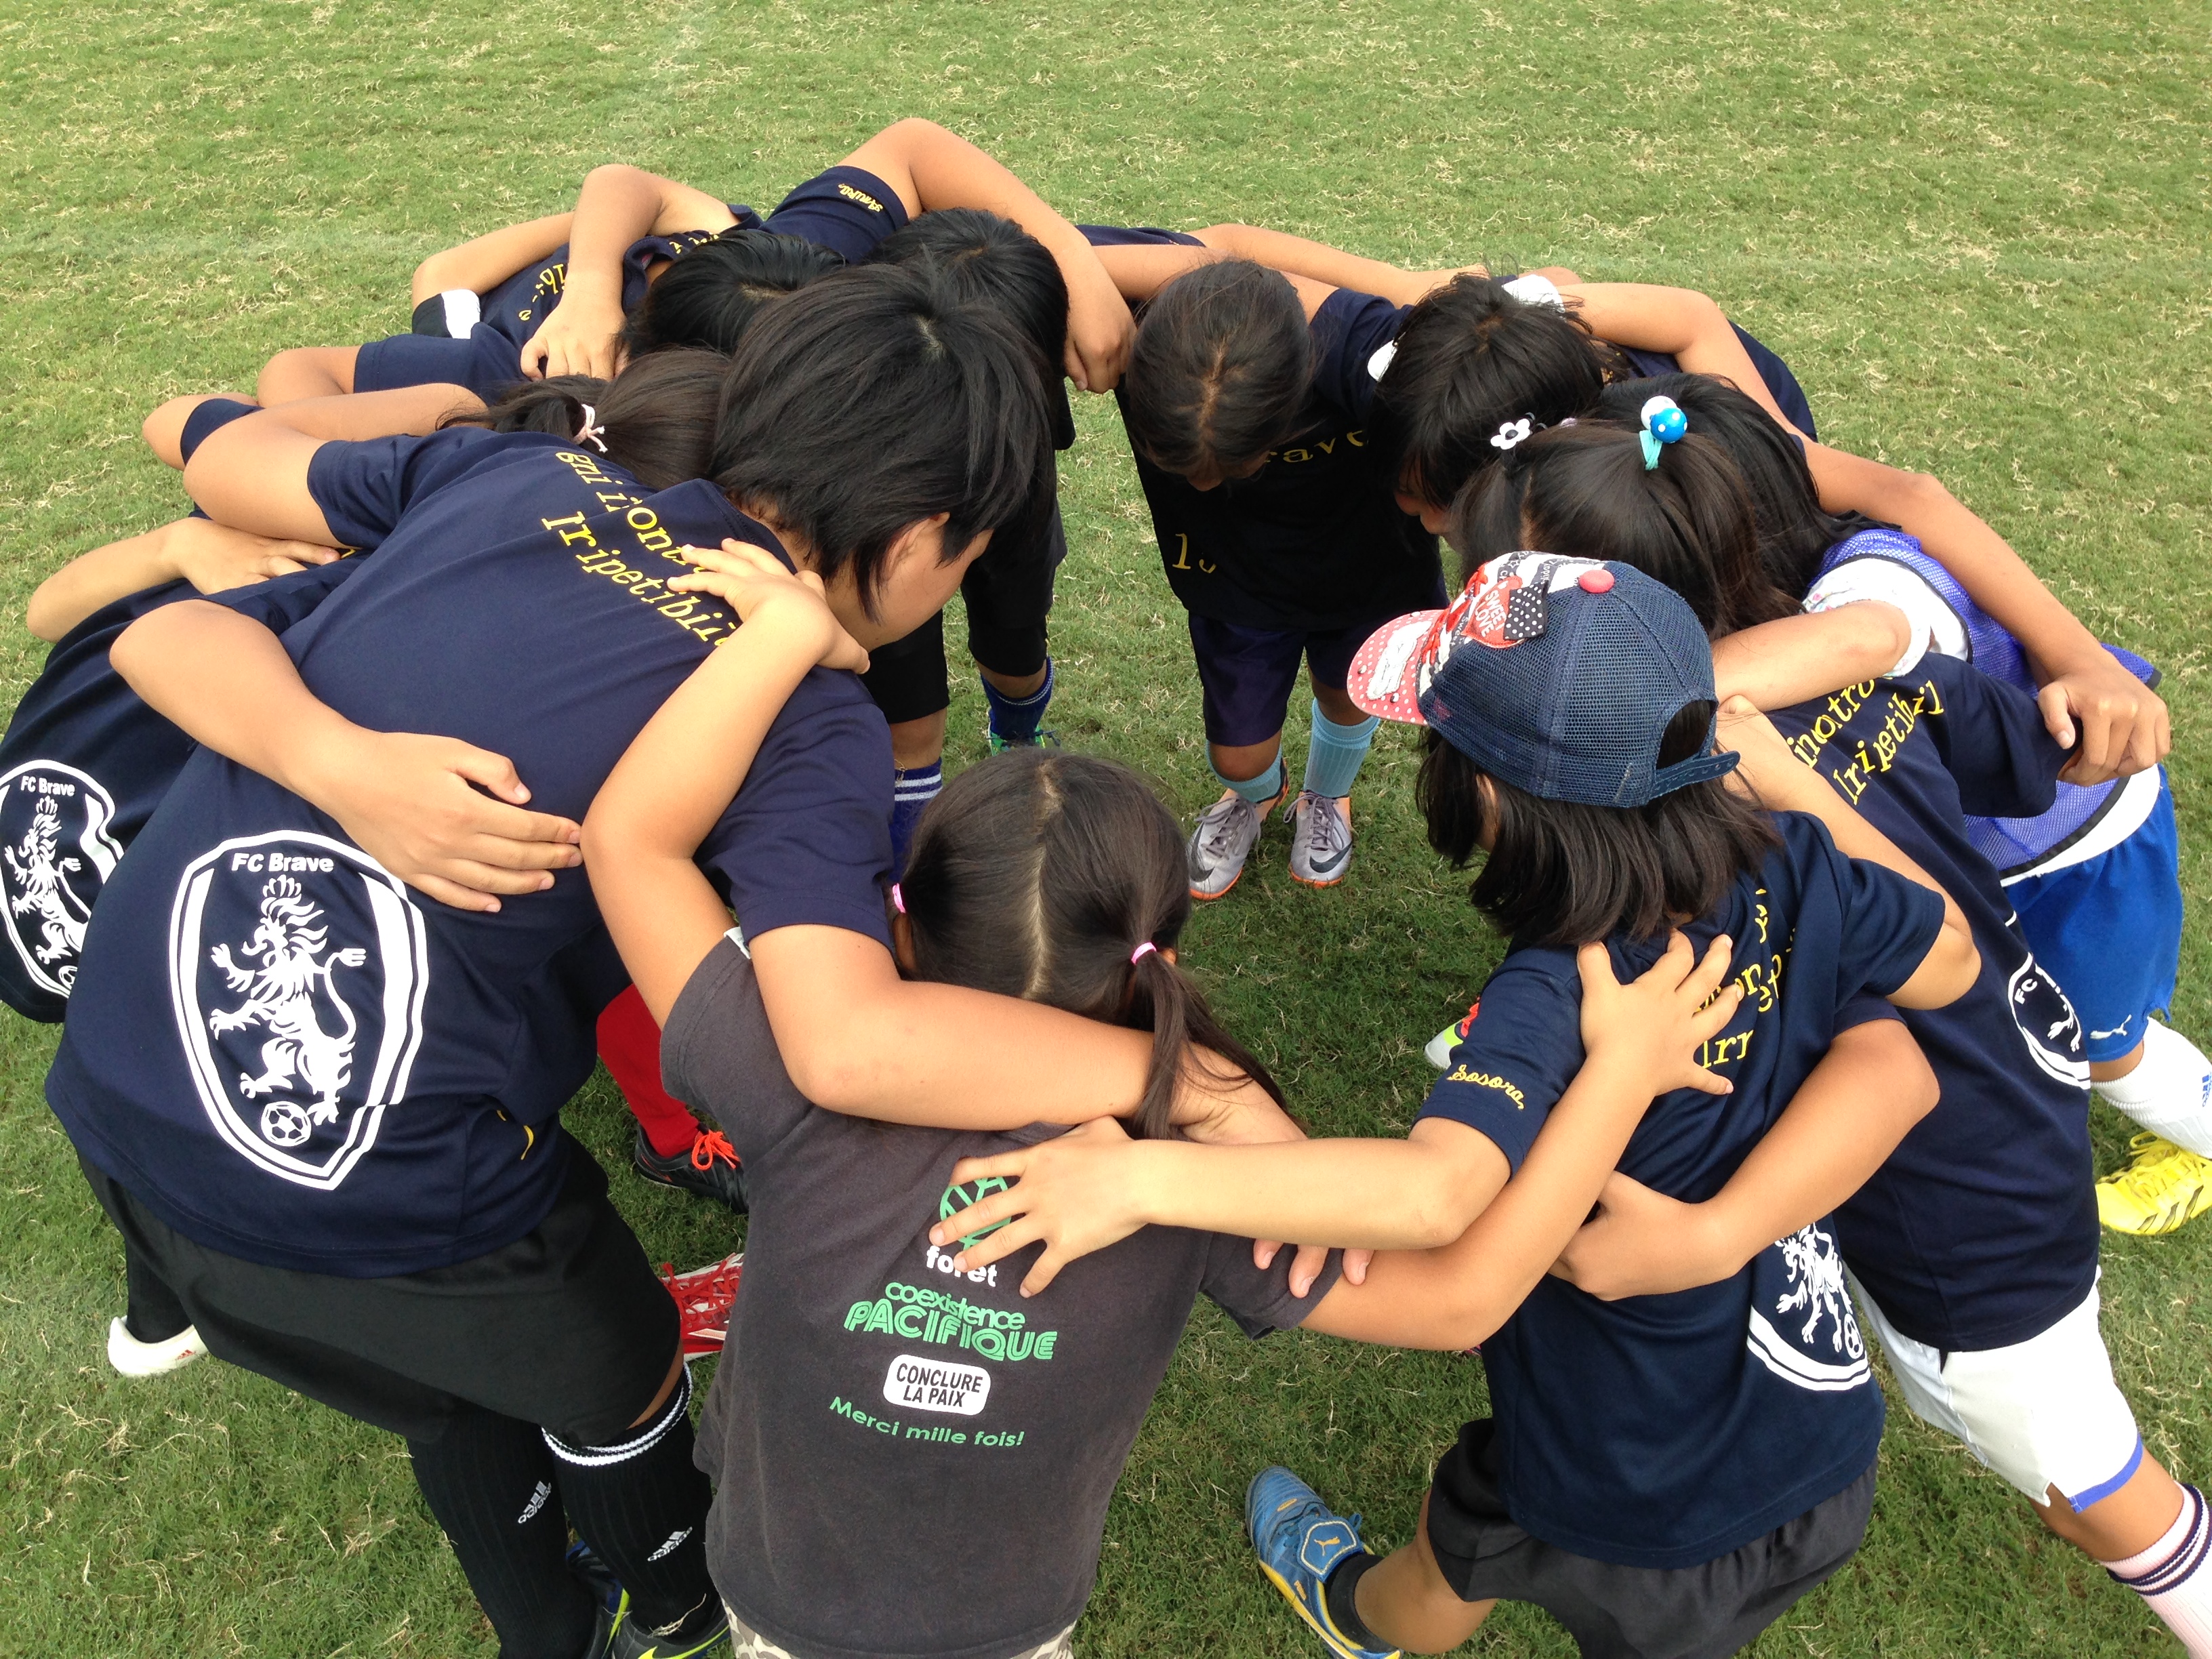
[9,114,2210,1659]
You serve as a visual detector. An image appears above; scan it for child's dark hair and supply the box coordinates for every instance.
[1417,720,1775,947]
[1595,373,1873,599]
[1120,259,1311,483]
[1451,422,1797,636]
[616,230,843,360]
[441,348,726,489]
[901,750,1284,1140]
[712,264,1054,615]
[868,210,1069,388]
[1370,275,1614,510]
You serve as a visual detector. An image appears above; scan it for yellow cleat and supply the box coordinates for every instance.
[2097,1133,2212,1236]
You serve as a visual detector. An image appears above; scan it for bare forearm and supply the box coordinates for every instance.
[253,385,482,444]
[1115,1136,1498,1250]
[1712,610,1909,710]
[28,528,177,640]
[413,212,575,302]
[1568,284,1796,431]
[1092,243,1221,302]
[1193,224,1425,304]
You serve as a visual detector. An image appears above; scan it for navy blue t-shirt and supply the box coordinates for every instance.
[473,205,763,349]
[1618,327,1817,441]
[1419,812,1942,1569]
[0,560,362,1022]
[47,428,893,1277]
[762,165,909,264]
[1770,655,2093,1351]
[1091,227,1445,633]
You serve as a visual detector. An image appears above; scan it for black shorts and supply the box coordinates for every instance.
[1425,1420,1875,1659]
[1185,610,1400,747]
[861,505,1065,725]
[81,1147,676,1446]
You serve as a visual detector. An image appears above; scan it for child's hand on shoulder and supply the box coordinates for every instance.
[670,540,869,672]
[1576,930,1741,1100]
[165,516,342,594]
[929,1116,1143,1296]
[1551,1171,1727,1300]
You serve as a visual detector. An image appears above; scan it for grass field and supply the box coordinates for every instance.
[1,0,2209,1652]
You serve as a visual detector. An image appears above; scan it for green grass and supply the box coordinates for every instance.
[1,0,2208,1652]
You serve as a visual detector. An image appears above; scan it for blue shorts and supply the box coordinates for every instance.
[1186,612,1389,747]
[2009,772,2182,1063]
[354,330,530,400]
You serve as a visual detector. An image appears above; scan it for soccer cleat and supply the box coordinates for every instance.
[571,1543,731,1658]
[1246,1467,1399,1659]
[1288,792,1354,888]
[661,1252,745,1357]
[1425,1002,1480,1069]
[2097,1134,2212,1235]
[632,1125,749,1214]
[985,726,1061,754]
[107,1315,205,1378]
[1187,774,1288,901]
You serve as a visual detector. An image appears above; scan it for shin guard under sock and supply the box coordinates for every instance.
[2103,1483,2212,1657]
[2095,1021,2212,1160]
[544,1368,716,1637]
[1303,700,1378,802]
[409,1409,594,1659]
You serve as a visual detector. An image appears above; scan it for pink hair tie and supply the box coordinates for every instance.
[890,883,905,915]
[1130,941,1158,965]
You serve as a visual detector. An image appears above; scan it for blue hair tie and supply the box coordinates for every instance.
[1639,395,1687,469]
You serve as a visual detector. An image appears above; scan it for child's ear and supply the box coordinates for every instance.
[1161,945,1180,966]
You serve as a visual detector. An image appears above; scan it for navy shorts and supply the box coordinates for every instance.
[1185,611,1393,747]
[1426,1419,1874,1659]
[861,504,1064,725]
[354,329,531,401]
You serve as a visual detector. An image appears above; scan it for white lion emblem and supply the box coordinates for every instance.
[207,875,367,1130]
[1773,1224,1862,1360]
[3,796,87,977]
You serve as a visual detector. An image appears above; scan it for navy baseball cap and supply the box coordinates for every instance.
[1347,552,1738,808]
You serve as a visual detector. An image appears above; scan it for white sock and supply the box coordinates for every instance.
[2104,1483,2212,1657]
[2095,1021,2212,1159]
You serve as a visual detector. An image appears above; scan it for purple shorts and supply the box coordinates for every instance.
[1186,612,1397,747]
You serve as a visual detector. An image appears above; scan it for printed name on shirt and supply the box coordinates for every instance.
[517,260,566,325]
[539,453,740,646]
[1441,1064,1526,1109]
[836,181,885,212]
[922,1241,999,1288]
[842,1277,1059,1363]
[1786,677,1946,805]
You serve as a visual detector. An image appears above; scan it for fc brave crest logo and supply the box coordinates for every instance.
[0,760,124,998]
[168,832,428,1189]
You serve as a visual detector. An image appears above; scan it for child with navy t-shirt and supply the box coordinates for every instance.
[932,560,1975,1659]
[1597,375,2212,1235]
[1468,411,2212,1658]
[49,266,1228,1659]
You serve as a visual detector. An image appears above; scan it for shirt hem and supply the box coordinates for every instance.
[714,1584,1086,1659]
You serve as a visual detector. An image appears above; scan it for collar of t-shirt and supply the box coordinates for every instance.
[762,165,910,264]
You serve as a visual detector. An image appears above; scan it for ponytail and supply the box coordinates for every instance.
[441,347,728,491]
[901,749,1285,1140]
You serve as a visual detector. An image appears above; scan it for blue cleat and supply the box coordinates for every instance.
[1246,1467,1401,1659]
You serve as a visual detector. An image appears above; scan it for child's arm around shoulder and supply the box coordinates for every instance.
[27,518,339,642]
[1710,606,1916,712]
[412,210,577,304]
[1559,282,1800,433]
[933,933,1742,1303]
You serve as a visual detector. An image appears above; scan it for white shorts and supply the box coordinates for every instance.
[1851,1275,2144,1512]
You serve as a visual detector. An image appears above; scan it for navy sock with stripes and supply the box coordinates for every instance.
[891,760,943,877]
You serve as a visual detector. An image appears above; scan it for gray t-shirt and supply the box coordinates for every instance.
[665,936,1337,1659]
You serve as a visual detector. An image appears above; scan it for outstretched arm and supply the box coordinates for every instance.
[1089,241,1332,319]
[1561,283,1797,432]
[27,518,341,642]
[1802,442,2167,783]
[932,933,1743,1295]
[1552,1017,1936,1300]
[521,166,740,380]
[413,211,577,304]
[110,602,583,910]
[844,119,1131,391]
[1710,604,1914,711]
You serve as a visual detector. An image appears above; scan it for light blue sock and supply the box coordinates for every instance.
[1303,701,1378,800]
[1212,748,1285,806]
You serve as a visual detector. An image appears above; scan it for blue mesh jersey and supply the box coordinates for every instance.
[1769,655,2097,1353]
[1810,527,2161,878]
[1091,227,1446,633]
[0,561,362,1022]
[355,203,764,398]
[1418,813,1942,1569]
[47,428,893,1277]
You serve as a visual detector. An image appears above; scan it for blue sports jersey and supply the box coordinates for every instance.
[47,428,893,1277]
[1618,329,1817,443]
[762,165,909,264]
[356,204,763,398]
[0,562,362,1022]
[1092,227,1444,632]
[1418,812,1942,1569]
[1768,654,2094,1351]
